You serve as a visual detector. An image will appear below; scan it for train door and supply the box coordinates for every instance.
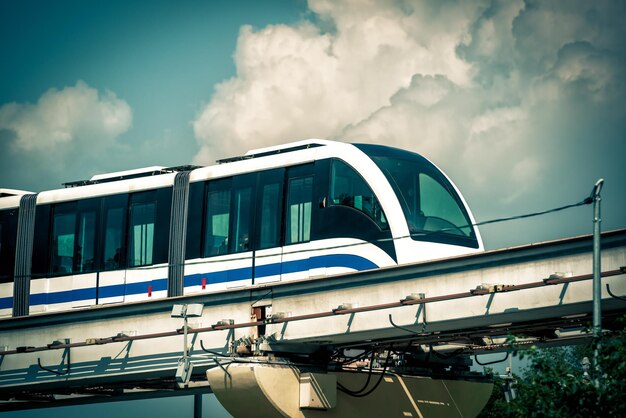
[184,175,255,293]
[253,169,284,284]
[67,200,99,309]
[123,189,171,302]
[32,199,98,313]
[97,194,127,304]
[280,164,317,281]
[224,174,255,288]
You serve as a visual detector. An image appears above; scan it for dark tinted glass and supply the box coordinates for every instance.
[259,182,281,249]
[286,175,313,244]
[185,182,204,260]
[126,189,171,267]
[356,144,478,248]
[128,201,156,267]
[103,207,125,270]
[0,209,18,282]
[231,186,252,253]
[31,205,51,277]
[52,207,76,274]
[330,159,388,230]
[204,182,231,257]
[76,211,96,272]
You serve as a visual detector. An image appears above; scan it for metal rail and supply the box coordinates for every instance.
[2,229,623,333]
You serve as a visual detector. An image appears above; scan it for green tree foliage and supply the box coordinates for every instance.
[478,319,626,417]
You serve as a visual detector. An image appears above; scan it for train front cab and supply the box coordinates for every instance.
[182,141,482,295]
[354,143,483,263]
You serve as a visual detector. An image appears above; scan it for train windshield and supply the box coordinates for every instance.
[355,144,479,248]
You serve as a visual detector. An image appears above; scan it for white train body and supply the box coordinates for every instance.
[0,140,483,316]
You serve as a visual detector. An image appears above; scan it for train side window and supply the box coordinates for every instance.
[124,189,170,268]
[230,182,253,253]
[50,199,101,275]
[31,205,51,277]
[73,198,99,273]
[0,209,19,283]
[257,169,285,250]
[204,181,231,257]
[154,187,172,264]
[258,180,282,249]
[76,210,96,272]
[103,205,126,270]
[330,159,388,230]
[185,182,204,260]
[0,223,3,280]
[52,207,76,274]
[285,167,313,245]
[128,199,156,267]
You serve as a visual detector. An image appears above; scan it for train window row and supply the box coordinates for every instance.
[31,188,172,278]
[0,158,392,283]
[185,164,318,259]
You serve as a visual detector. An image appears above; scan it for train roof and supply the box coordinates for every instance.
[0,139,439,205]
[0,188,33,198]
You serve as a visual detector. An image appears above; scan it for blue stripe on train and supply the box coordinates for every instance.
[24,254,379,307]
[281,254,378,275]
[184,266,253,287]
[30,287,97,305]
[27,279,170,306]
[0,297,12,310]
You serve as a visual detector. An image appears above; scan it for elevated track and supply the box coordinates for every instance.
[0,229,624,413]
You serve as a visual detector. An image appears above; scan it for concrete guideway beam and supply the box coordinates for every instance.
[0,230,623,408]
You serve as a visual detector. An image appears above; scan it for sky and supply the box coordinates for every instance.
[0,0,625,415]
[1,0,625,251]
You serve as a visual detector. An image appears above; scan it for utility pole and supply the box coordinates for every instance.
[592,178,604,387]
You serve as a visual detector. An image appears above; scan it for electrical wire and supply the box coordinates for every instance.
[389,314,426,336]
[606,283,626,302]
[37,349,71,376]
[412,195,594,238]
[337,352,392,398]
[199,340,231,357]
[474,352,509,366]
[337,350,376,395]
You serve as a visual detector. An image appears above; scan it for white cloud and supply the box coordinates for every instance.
[193,22,342,162]
[192,0,626,247]
[0,80,131,151]
[531,42,623,104]
[193,1,481,163]
[0,81,132,189]
[470,106,526,138]
[512,0,626,75]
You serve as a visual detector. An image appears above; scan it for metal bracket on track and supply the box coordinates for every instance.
[37,339,71,376]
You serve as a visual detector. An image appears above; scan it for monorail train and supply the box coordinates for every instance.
[0,139,483,317]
